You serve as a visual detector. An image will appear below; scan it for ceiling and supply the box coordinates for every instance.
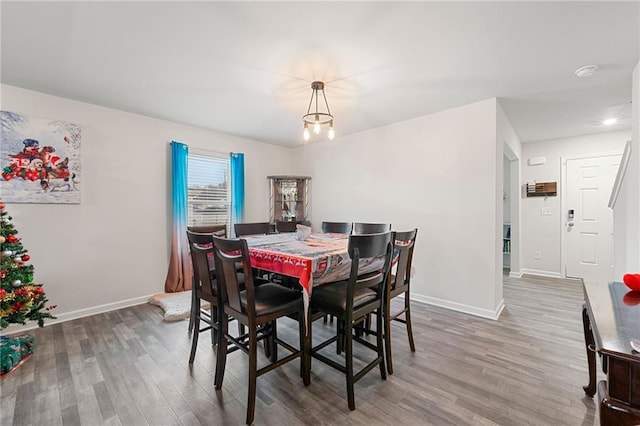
[1,2,638,147]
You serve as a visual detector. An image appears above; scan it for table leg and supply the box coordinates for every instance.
[582,303,597,397]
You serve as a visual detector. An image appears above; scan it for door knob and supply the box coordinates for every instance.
[567,221,574,227]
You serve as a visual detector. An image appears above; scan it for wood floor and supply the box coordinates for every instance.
[1,274,601,425]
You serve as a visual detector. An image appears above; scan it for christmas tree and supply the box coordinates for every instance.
[0,199,56,329]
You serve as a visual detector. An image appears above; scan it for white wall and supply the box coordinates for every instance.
[613,60,640,278]
[292,99,504,319]
[0,84,293,332]
[521,130,630,277]
[496,101,522,305]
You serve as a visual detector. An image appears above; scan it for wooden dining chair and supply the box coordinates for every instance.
[383,228,418,374]
[233,221,273,283]
[187,224,227,335]
[321,221,352,234]
[309,231,394,411]
[186,230,224,365]
[348,222,391,338]
[352,222,391,234]
[234,222,272,237]
[320,221,352,324]
[211,235,309,425]
[275,220,298,233]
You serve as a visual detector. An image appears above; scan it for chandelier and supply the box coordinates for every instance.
[302,81,334,141]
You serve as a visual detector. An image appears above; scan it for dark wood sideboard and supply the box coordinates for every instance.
[582,280,640,425]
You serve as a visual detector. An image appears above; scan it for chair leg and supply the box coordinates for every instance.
[188,281,197,335]
[377,307,387,380]
[345,320,355,411]
[384,299,393,375]
[210,305,218,346]
[336,319,344,355]
[270,320,278,362]
[189,305,200,365]
[300,312,310,386]
[263,322,272,360]
[405,294,416,352]
[214,314,228,390]
[246,326,258,425]
[355,319,363,338]
[355,314,370,338]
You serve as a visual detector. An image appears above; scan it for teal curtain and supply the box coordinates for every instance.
[230,152,245,233]
[165,141,190,292]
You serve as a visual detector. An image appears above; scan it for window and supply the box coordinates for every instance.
[187,152,230,232]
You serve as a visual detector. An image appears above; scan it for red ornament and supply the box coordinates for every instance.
[623,273,640,291]
[21,254,30,262]
[7,234,19,243]
[0,201,4,209]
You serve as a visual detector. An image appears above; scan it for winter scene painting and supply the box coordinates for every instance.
[1,111,81,204]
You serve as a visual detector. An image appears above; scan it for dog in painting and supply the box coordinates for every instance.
[43,172,78,192]
[40,157,78,192]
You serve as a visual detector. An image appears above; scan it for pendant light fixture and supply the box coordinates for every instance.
[303,81,334,141]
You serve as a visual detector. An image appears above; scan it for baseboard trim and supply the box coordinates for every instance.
[519,268,563,279]
[509,270,523,278]
[411,293,504,321]
[1,294,154,336]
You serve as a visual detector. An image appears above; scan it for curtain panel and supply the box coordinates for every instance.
[230,152,245,233]
[164,141,191,292]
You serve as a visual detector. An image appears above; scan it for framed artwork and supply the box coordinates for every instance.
[1,111,81,204]
[608,140,632,209]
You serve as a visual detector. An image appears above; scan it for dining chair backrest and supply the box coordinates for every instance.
[353,222,391,235]
[234,222,271,237]
[388,229,418,295]
[321,221,352,234]
[346,231,394,303]
[275,220,298,233]
[188,224,227,238]
[211,236,256,316]
[187,225,227,274]
[186,230,218,298]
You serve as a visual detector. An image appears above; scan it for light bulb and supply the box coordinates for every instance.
[303,124,310,141]
[328,122,335,140]
[313,115,321,134]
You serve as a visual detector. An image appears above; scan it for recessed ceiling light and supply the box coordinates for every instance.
[603,118,617,126]
[575,65,598,77]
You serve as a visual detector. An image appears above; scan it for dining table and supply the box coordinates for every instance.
[242,231,382,320]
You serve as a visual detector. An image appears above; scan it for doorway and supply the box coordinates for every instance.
[563,153,621,282]
[503,155,511,274]
[503,143,519,277]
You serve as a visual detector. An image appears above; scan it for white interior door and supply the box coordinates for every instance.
[565,154,621,282]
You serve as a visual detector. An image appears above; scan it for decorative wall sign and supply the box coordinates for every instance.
[1,111,81,204]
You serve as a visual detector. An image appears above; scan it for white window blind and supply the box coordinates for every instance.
[187,152,230,232]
